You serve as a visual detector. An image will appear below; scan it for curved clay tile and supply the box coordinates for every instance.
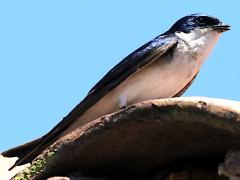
[13,97,240,179]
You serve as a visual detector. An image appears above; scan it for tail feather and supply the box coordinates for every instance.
[2,138,41,158]
[2,138,42,170]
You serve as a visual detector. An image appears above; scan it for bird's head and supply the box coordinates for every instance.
[164,14,230,62]
[165,14,230,35]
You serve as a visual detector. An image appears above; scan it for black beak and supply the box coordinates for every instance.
[213,23,230,32]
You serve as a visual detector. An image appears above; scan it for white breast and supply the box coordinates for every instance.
[117,51,196,107]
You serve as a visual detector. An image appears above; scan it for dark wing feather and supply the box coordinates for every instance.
[3,34,178,169]
[88,34,178,95]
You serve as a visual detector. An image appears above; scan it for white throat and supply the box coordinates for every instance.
[175,28,222,63]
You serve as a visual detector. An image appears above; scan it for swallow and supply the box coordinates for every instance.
[2,14,230,170]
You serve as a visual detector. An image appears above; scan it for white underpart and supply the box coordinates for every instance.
[117,28,221,108]
[63,28,222,135]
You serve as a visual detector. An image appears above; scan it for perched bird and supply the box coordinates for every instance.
[2,14,230,170]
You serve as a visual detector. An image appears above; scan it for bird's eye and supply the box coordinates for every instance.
[195,16,219,26]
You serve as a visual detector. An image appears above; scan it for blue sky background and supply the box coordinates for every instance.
[0,1,239,151]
